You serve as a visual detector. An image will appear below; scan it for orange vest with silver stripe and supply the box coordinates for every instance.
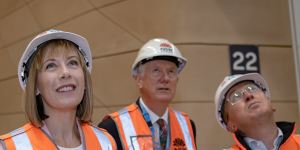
[109,103,196,150]
[0,123,116,150]
[229,130,300,150]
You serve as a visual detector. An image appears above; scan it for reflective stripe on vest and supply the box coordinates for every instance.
[91,126,113,149]
[111,103,196,150]
[1,123,115,150]
[174,111,194,150]
[118,108,140,150]
[10,128,33,150]
[0,123,56,150]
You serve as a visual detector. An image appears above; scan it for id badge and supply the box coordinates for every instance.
[130,135,153,150]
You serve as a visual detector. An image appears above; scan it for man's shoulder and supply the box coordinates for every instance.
[98,114,123,150]
[108,104,139,118]
[293,134,300,140]
[170,108,191,118]
[98,116,116,129]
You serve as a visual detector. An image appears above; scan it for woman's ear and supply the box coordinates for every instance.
[36,88,40,96]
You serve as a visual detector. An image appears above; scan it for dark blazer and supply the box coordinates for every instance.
[98,100,197,150]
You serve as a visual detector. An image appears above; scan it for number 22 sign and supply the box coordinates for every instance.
[229,45,260,75]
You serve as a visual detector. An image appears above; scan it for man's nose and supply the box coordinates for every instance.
[158,71,171,82]
[243,91,254,102]
[163,71,172,80]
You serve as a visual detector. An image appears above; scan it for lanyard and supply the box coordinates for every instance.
[138,101,170,150]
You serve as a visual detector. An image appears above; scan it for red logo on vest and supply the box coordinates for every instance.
[173,138,186,149]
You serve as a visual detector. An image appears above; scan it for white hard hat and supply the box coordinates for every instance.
[214,73,270,130]
[131,38,187,77]
[18,29,92,90]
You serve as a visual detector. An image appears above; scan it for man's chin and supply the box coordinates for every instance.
[155,96,173,103]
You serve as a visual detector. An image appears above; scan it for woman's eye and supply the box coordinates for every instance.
[69,60,79,66]
[45,63,56,70]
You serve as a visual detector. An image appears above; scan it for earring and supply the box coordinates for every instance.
[36,88,40,96]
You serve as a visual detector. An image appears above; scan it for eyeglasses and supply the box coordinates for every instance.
[148,67,178,80]
[227,84,261,105]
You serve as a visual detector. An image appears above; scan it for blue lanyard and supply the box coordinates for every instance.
[138,101,170,150]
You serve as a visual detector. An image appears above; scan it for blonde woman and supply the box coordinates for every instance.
[0,30,116,150]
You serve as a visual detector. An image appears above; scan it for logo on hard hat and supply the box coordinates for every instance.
[160,43,173,53]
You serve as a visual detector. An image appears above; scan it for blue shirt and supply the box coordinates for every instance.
[244,127,283,150]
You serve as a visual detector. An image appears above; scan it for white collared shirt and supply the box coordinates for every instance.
[139,98,169,125]
[244,127,284,150]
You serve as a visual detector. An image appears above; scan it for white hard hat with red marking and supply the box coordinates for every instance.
[131,38,187,77]
[18,29,92,90]
[214,73,270,130]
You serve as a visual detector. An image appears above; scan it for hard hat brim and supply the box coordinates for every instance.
[139,56,181,67]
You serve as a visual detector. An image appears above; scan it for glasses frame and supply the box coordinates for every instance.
[146,65,178,80]
[226,84,261,105]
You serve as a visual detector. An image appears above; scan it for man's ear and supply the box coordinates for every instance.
[135,75,143,88]
[226,121,237,133]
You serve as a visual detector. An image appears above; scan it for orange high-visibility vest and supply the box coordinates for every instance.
[0,123,116,150]
[109,103,196,150]
[229,124,300,150]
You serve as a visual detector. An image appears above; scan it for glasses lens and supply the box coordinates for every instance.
[228,92,242,104]
[246,85,259,93]
[227,84,260,105]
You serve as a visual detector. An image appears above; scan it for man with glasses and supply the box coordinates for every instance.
[98,38,196,150]
[215,73,300,150]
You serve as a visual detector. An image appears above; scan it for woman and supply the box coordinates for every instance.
[0,30,116,150]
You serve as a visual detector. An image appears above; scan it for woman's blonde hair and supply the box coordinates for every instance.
[24,39,93,127]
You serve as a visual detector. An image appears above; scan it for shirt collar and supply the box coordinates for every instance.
[139,98,169,125]
[244,127,283,150]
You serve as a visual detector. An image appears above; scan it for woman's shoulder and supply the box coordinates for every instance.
[0,123,35,140]
[81,122,107,132]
